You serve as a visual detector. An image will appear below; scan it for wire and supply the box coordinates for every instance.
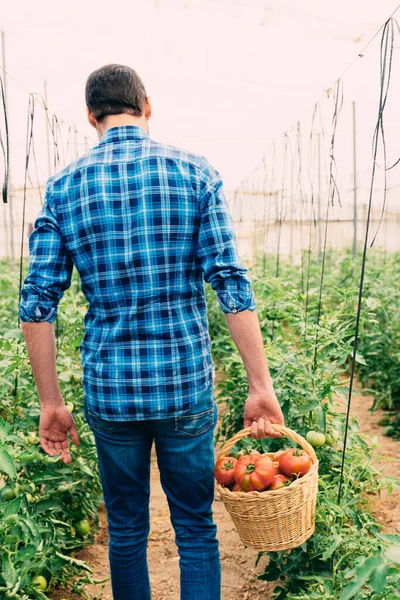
[369,18,400,246]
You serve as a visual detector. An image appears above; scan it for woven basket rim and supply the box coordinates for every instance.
[218,424,318,461]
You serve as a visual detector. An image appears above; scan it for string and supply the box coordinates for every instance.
[18,95,35,314]
[369,18,400,247]
[304,104,319,336]
[0,75,9,203]
[313,79,343,370]
[296,122,305,295]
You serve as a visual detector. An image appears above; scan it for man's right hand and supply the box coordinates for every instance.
[40,405,80,464]
[244,389,285,439]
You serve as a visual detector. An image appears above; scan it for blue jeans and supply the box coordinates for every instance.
[85,388,221,600]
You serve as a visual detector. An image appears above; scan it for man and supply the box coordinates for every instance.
[20,64,284,600]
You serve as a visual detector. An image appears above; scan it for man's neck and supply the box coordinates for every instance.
[96,115,148,139]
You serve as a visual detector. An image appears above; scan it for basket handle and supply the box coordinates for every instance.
[218,424,318,464]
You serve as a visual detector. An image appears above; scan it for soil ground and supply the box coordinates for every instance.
[51,386,400,600]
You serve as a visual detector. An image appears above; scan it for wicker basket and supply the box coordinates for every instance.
[215,424,319,551]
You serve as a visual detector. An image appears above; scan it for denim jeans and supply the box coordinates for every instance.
[85,387,221,600]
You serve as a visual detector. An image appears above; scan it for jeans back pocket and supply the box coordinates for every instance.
[175,404,216,437]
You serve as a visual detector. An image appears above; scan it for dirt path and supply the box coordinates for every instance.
[52,447,274,600]
[51,389,400,600]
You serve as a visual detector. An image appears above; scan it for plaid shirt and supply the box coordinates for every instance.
[20,126,256,420]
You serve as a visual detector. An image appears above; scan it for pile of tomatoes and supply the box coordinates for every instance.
[214,446,312,492]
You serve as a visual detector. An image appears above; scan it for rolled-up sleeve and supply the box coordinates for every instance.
[197,160,256,314]
[19,184,73,323]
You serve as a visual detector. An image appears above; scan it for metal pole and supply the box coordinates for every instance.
[1,31,15,264]
[352,101,357,258]
[290,159,294,260]
[317,133,322,258]
[44,81,52,178]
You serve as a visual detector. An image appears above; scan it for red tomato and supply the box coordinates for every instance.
[268,474,291,490]
[235,455,278,491]
[214,457,237,486]
[232,483,242,492]
[278,449,311,478]
[236,449,261,460]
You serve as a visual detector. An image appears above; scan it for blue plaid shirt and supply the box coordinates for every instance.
[20,126,256,420]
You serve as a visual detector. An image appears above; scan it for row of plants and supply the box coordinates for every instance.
[0,262,104,599]
[207,248,400,599]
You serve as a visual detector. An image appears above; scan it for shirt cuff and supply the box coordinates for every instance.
[19,299,58,323]
[216,289,257,314]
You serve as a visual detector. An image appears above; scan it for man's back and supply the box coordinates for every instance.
[20,125,254,420]
[19,65,283,600]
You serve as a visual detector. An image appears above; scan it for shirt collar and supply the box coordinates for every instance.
[98,125,149,145]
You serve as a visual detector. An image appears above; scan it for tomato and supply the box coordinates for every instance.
[65,401,75,413]
[306,431,326,447]
[1,488,16,502]
[33,575,47,590]
[268,474,291,490]
[235,455,278,491]
[214,457,237,486]
[232,483,243,492]
[235,449,260,460]
[75,518,91,538]
[326,430,339,445]
[278,448,311,478]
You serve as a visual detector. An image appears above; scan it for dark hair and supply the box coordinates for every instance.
[85,64,147,122]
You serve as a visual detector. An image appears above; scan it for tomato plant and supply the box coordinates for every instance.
[0,264,103,599]
[207,250,400,598]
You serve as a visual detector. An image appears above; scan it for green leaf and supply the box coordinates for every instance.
[0,445,16,479]
[340,555,382,600]
[1,552,17,587]
[4,328,23,341]
[0,419,9,444]
[16,544,37,561]
[55,551,94,573]
[355,352,367,366]
[365,297,380,311]
[2,496,22,518]
[20,517,42,546]
[321,533,342,560]
[369,562,389,593]
[35,499,61,514]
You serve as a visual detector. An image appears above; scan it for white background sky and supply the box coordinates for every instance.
[2,0,400,189]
